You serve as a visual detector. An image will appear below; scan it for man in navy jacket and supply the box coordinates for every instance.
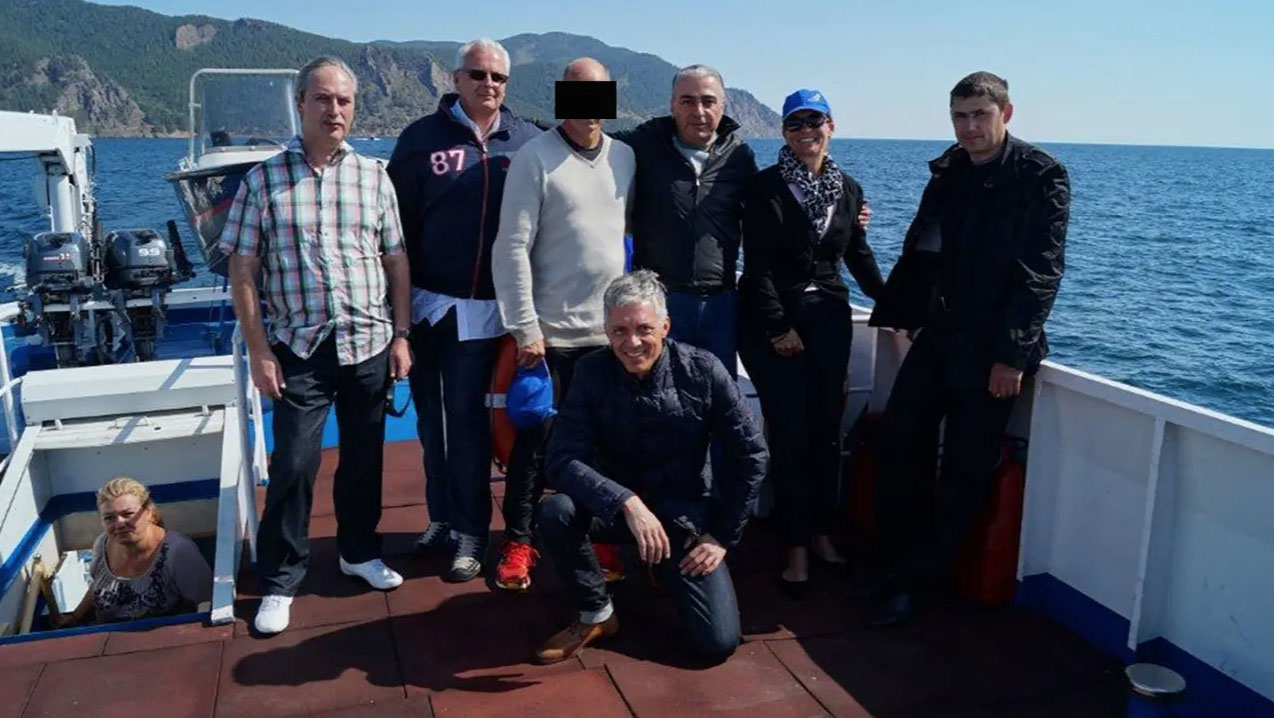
[532,271,768,665]
[387,38,542,583]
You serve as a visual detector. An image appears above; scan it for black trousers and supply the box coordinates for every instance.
[257,336,389,596]
[539,493,741,661]
[501,345,603,544]
[739,294,853,547]
[873,329,1015,585]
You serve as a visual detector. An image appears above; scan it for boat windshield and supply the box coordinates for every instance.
[192,71,299,159]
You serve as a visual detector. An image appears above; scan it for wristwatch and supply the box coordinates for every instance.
[393,327,410,341]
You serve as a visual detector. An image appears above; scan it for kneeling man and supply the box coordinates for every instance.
[535,270,768,664]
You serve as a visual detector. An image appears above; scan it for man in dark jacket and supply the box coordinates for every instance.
[610,65,756,375]
[387,38,542,583]
[532,271,768,665]
[613,65,872,374]
[866,72,1069,627]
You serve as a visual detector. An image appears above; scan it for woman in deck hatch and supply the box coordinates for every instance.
[738,89,885,598]
[55,477,212,627]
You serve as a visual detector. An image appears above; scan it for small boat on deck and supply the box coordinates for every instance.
[167,68,299,277]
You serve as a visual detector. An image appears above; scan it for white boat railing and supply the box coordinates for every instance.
[229,325,268,481]
[848,308,1274,707]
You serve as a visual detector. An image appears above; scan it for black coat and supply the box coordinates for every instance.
[612,116,758,293]
[387,95,543,299]
[738,164,885,339]
[545,340,768,550]
[869,134,1070,373]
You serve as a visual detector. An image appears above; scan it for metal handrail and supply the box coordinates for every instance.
[0,337,21,453]
[230,324,269,487]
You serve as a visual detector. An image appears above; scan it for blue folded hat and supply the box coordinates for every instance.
[506,361,557,429]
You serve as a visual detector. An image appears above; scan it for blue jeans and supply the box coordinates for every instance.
[539,493,741,662]
[668,290,737,494]
[666,290,737,378]
[407,309,500,539]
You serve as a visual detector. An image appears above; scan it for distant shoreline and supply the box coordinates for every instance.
[83,134,1274,151]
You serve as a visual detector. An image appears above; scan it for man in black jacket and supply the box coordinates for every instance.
[532,271,768,665]
[866,72,1070,627]
[387,38,542,583]
[611,65,756,374]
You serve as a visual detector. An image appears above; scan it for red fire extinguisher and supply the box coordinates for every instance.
[953,438,1028,606]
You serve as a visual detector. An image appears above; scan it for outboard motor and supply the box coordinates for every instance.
[23,232,96,294]
[100,228,190,362]
[17,226,196,368]
[18,232,99,366]
[103,229,175,292]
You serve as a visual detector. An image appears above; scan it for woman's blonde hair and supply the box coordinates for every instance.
[97,477,164,528]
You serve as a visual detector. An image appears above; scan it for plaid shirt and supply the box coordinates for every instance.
[219,137,405,365]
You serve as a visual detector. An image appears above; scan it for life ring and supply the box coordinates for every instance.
[488,334,518,472]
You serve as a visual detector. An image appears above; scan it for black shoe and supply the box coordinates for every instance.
[444,533,485,583]
[865,591,916,629]
[414,522,452,553]
[776,575,810,600]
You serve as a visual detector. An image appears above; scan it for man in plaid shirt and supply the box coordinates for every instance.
[220,56,413,636]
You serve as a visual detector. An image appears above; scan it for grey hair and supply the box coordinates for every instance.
[671,64,724,95]
[296,56,358,103]
[604,270,668,322]
[455,38,510,73]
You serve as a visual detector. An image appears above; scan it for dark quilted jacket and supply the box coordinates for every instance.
[545,340,768,550]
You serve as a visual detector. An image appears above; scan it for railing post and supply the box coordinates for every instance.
[0,335,21,453]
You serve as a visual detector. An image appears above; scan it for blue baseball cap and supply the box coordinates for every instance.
[506,362,557,429]
[782,89,831,119]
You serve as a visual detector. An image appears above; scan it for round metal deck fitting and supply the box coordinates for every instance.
[1125,663,1187,697]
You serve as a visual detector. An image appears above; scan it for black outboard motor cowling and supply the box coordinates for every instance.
[103,229,175,290]
[23,232,95,292]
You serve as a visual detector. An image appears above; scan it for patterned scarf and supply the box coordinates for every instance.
[778,144,844,235]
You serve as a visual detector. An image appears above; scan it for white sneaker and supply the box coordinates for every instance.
[254,594,293,635]
[340,557,404,590]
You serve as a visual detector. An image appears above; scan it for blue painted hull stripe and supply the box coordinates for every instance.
[1018,573,1274,716]
[0,611,207,646]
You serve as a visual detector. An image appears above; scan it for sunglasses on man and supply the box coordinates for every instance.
[385,379,410,418]
[782,114,828,132]
[463,68,509,85]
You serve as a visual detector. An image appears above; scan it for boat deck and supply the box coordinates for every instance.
[0,442,1129,717]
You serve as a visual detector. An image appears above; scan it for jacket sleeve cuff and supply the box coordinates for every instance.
[710,520,744,551]
[508,321,543,347]
[993,336,1029,370]
[594,485,636,522]
[763,316,791,339]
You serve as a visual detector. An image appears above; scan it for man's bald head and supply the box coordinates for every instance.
[563,57,610,81]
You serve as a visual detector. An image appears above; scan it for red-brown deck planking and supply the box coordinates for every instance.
[0,441,1126,717]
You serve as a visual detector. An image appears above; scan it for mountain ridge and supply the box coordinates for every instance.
[0,0,781,138]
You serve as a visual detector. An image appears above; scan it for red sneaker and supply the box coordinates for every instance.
[592,543,626,583]
[495,540,539,591]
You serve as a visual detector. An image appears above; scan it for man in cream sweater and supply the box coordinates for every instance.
[490,57,636,590]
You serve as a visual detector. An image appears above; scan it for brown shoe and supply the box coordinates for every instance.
[533,614,619,664]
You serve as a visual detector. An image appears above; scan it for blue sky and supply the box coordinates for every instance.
[100,0,1274,148]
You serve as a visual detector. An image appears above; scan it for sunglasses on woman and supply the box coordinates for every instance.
[782,114,828,132]
[463,69,509,84]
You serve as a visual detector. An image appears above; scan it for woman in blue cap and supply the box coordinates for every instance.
[738,89,885,597]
